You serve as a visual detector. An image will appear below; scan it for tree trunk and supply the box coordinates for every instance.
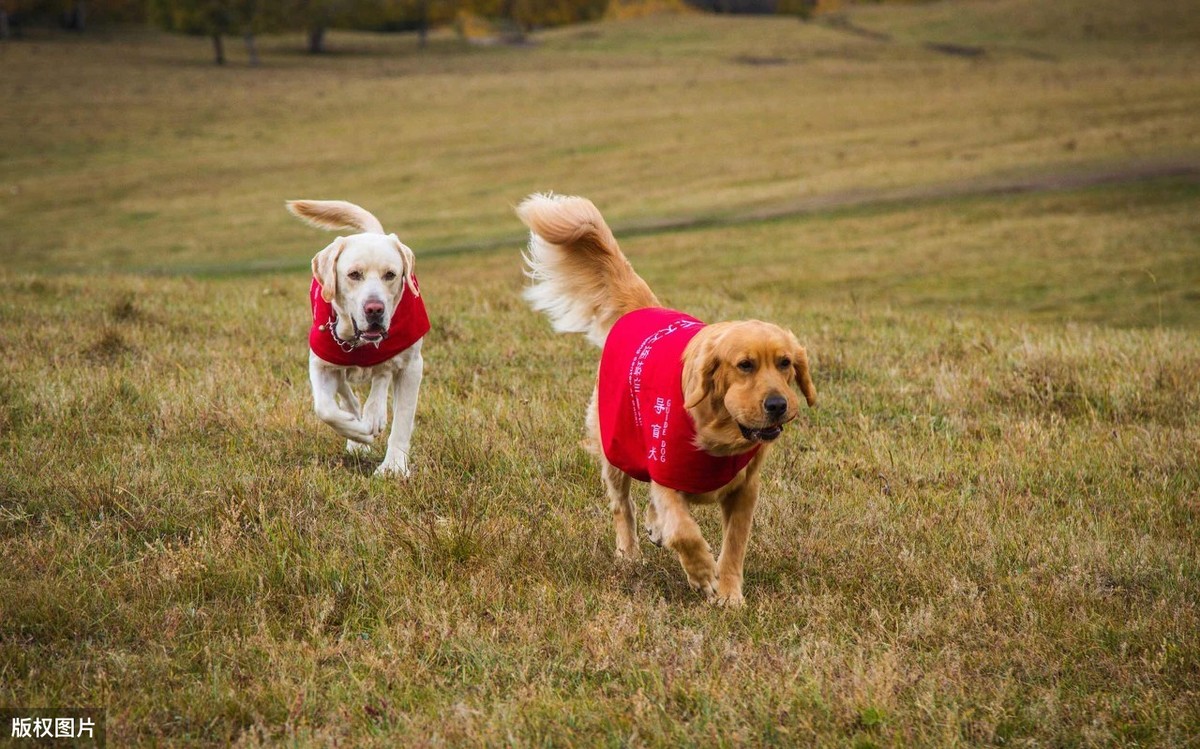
[498,0,525,43]
[307,26,325,54]
[211,33,226,65]
[243,32,259,66]
[417,0,428,48]
[63,0,85,30]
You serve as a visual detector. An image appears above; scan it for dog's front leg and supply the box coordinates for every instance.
[310,358,375,445]
[377,346,423,478]
[714,478,759,608]
[650,483,717,599]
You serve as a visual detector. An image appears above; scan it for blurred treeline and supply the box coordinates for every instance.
[2,0,145,29]
[0,0,821,62]
[0,0,822,35]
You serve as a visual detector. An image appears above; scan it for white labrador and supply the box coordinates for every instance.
[287,199,428,477]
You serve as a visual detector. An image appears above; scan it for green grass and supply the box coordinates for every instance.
[2,1,1199,745]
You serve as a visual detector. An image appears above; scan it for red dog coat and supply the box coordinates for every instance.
[309,278,430,367]
[597,308,760,495]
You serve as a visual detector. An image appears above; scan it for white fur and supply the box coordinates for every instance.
[519,192,649,347]
[291,200,425,478]
[308,342,423,478]
[322,234,418,342]
[522,231,610,347]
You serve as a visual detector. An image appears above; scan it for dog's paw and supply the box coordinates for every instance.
[346,440,372,456]
[375,455,411,479]
[713,589,745,608]
[364,407,389,438]
[615,544,642,562]
[337,421,375,445]
[645,524,664,548]
[685,568,718,600]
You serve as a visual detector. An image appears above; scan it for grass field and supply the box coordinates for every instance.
[2,0,1199,745]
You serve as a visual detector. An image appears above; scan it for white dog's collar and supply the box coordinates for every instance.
[319,313,384,352]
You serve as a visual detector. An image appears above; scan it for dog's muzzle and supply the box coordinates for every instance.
[738,423,784,442]
[325,313,389,351]
[358,322,388,344]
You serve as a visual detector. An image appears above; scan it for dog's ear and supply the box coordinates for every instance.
[311,237,345,303]
[389,234,420,298]
[683,327,726,409]
[792,341,817,407]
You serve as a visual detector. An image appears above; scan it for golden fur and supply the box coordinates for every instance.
[520,193,816,606]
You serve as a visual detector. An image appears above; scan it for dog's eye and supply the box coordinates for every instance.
[347,270,363,281]
[779,357,792,370]
[383,271,397,281]
[737,359,755,373]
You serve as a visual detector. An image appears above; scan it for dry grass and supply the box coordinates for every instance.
[1,1,1199,745]
[2,1,1198,272]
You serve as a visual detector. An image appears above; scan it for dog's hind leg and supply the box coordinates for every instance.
[588,389,638,559]
[644,501,663,547]
[337,379,371,456]
[337,379,362,417]
[603,457,639,560]
[361,371,392,440]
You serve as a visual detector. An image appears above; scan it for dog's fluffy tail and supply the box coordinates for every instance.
[286,200,385,234]
[519,194,658,347]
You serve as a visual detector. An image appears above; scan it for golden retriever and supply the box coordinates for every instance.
[519,193,815,606]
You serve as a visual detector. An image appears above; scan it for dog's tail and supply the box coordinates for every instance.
[518,194,658,347]
[286,200,385,234]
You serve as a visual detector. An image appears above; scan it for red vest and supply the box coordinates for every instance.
[308,278,430,367]
[597,308,760,495]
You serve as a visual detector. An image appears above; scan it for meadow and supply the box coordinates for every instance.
[1,0,1198,745]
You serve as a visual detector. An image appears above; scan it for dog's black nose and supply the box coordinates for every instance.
[764,394,788,419]
[364,299,385,321]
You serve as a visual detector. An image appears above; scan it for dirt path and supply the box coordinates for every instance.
[527,157,1200,250]
[405,157,1197,264]
[166,157,1200,276]
[816,16,1055,61]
